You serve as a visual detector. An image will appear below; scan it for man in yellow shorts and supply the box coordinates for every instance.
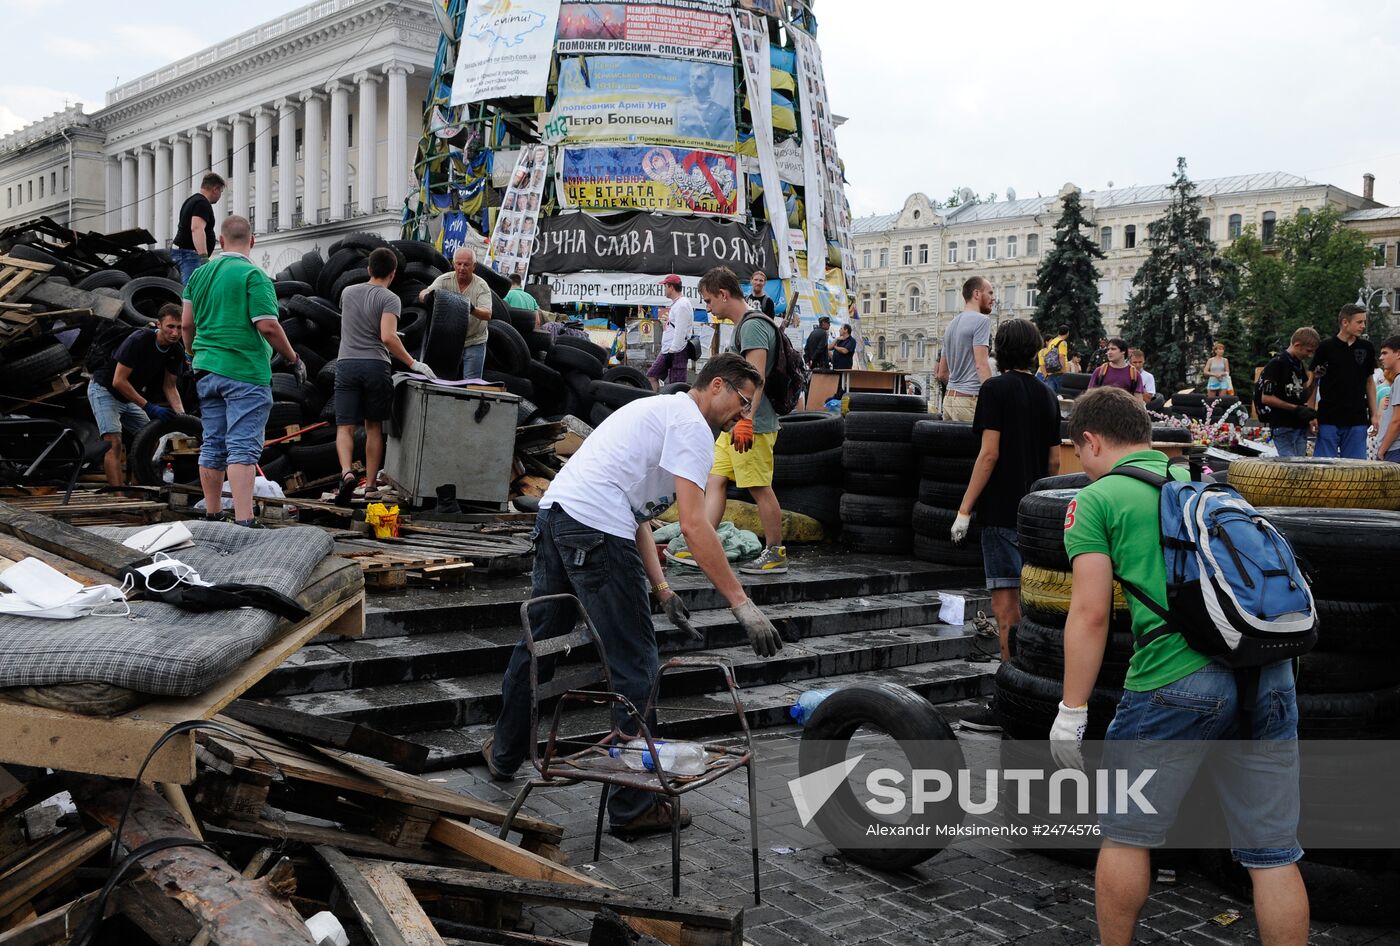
[699,266,787,574]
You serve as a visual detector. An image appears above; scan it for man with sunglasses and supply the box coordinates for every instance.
[485,353,784,836]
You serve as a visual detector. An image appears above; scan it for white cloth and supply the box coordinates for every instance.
[0,558,129,620]
[660,296,694,354]
[542,394,714,539]
[1141,369,1157,397]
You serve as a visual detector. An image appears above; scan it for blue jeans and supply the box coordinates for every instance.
[1386,448,1400,464]
[87,382,148,437]
[491,506,659,826]
[461,343,487,382]
[196,373,272,469]
[980,525,1021,590]
[1271,426,1309,458]
[1100,662,1302,869]
[171,248,204,285]
[1315,424,1368,459]
[1043,374,1063,396]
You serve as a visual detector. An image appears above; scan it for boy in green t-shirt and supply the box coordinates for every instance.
[1054,387,1306,946]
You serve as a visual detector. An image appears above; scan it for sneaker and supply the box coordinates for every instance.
[662,546,696,567]
[234,518,266,529]
[479,733,517,783]
[959,705,1002,733]
[739,545,788,575]
[610,799,692,836]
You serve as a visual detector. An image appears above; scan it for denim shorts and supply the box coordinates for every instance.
[197,372,272,469]
[334,358,393,425]
[87,382,148,437]
[1100,661,1303,869]
[980,525,1022,590]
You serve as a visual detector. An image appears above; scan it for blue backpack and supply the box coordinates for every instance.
[1105,464,1317,668]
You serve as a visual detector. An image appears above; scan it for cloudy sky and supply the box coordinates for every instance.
[5,0,1399,216]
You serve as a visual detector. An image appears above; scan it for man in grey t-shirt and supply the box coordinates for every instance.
[936,276,994,421]
[334,248,437,505]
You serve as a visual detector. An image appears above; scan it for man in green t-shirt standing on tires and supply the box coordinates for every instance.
[182,215,305,527]
[1053,387,1307,946]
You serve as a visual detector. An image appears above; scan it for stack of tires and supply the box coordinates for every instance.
[540,336,657,428]
[838,393,926,553]
[908,419,982,567]
[1057,372,1090,400]
[731,412,844,529]
[1167,392,1242,422]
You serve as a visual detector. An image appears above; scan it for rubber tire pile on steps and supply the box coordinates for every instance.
[729,411,844,528]
[837,392,927,554]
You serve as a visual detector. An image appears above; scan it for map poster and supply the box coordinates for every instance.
[486,145,549,278]
[550,56,735,152]
[559,145,742,217]
[556,1,733,64]
[451,0,562,105]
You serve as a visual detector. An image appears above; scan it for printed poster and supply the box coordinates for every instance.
[530,211,778,277]
[549,57,735,152]
[792,24,856,291]
[559,145,742,217]
[487,144,549,278]
[556,1,733,64]
[733,8,791,278]
[550,271,703,306]
[451,0,562,105]
[791,26,826,286]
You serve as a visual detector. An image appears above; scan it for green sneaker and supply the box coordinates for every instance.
[739,545,788,575]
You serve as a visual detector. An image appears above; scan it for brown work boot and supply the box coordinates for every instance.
[479,733,517,783]
[611,799,691,836]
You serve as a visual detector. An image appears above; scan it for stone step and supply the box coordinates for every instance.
[255,623,996,738]
[406,658,999,771]
[255,589,988,698]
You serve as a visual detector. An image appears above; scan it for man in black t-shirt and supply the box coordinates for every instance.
[953,318,1061,731]
[1255,326,1320,457]
[1312,304,1378,459]
[746,270,777,323]
[804,316,831,369]
[86,304,187,485]
[172,172,226,284]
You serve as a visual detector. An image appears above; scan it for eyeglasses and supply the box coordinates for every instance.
[726,380,755,415]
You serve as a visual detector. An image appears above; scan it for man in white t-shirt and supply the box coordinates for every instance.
[485,353,783,835]
[647,274,693,389]
[1130,349,1157,403]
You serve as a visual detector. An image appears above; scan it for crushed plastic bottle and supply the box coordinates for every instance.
[790,688,838,726]
[608,738,707,775]
[162,463,175,485]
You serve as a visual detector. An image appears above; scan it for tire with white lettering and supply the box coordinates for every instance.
[799,683,964,870]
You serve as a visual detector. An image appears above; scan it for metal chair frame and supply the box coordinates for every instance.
[496,593,761,903]
[0,419,84,503]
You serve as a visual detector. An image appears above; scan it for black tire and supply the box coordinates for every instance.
[524,360,567,410]
[260,454,293,484]
[270,373,312,407]
[1016,489,1079,571]
[316,359,339,392]
[1312,598,1400,654]
[659,382,690,395]
[401,263,442,286]
[287,344,324,379]
[548,345,605,379]
[275,280,314,299]
[329,267,370,305]
[289,295,341,332]
[774,412,843,454]
[508,306,539,337]
[799,683,964,870]
[129,414,203,486]
[843,411,924,443]
[843,439,915,471]
[1059,373,1091,392]
[1014,618,1134,689]
[1029,472,1090,492]
[484,319,531,375]
[911,532,983,567]
[397,306,428,349]
[474,261,511,297]
[286,440,341,478]
[588,379,655,409]
[0,337,72,393]
[917,455,976,482]
[773,446,842,487]
[527,331,554,357]
[317,247,366,298]
[564,370,595,399]
[279,316,317,345]
[554,334,610,366]
[482,370,535,400]
[602,364,650,389]
[993,661,1122,741]
[844,471,917,497]
[839,493,915,527]
[120,276,182,323]
[1296,686,1400,738]
[1151,425,1192,444]
[911,502,977,540]
[1296,650,1400,694]
[590,403,614,427]
[75,269,130,291]
[1259,507,1400,601]
[391,240,450,271]
[917,479,966,509]
[911,420,980,457]
[772,483,842,525]
[845,392,926,413]
[329,232,389,256]
[842,523,914,554]
[6,243,74,281]
[299,250,325,288]
[1198,850,1400,927]
[265,401,305,434]
[421,293,471,381]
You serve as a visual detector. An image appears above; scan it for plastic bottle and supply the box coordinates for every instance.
[790,688,838,726]
[162,463,175,485]
[608,739,707,776]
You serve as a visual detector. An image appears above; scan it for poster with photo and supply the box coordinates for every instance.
[732,8,792,278]
[559,145,742,217]
[556,1,733,64]
[487,144,549,278]
[791,24,855,291]
[551,56,736,151]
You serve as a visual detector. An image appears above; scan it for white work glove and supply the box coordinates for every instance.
[291,356,309,386]
[1050,702,1088,770]
[732,599,784,657]
[950,513,972,544]
[409,360,439,381]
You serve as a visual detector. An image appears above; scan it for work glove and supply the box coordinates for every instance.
[950,512,972,544]
[409,360,439,381]
[732,599,783,657]
[731,418,754,453]
[291,356,309,386]
[662,592,702,643]
[142,403,175,421]
[1049,702,1089,770]
[1295,405,1317,423]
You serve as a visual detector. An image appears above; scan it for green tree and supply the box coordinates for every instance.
[1120,158,1237,394]
[937,187,997,209]
[1032,189,1106,358]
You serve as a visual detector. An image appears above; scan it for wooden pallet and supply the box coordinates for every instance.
[0,255,52,304]
[0,491,166,524]
[333,539,474,590]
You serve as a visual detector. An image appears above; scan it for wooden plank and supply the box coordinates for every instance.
[209,820,488,869]
[19,281,122,320]
[222,700,430,772]
[0,501,151,577]
[0,829,109,919]
[0,771,21,815]
[316,846,416,946]
[0,890,108,946]
[359,860,449,946]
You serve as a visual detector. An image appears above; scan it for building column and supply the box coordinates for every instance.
[120,152,137,230]
[385,63,413,212]
[354,71,382,215]
[327,81,350,221]
[210,121,230,217]
[153,140,172,245]
[170,135,190,226]
[253,107,273,233]
[136,146,154,235]
[105,157,121,233]
[190,128,210,185]
[276,99,297,232]
[300,91,325,225]
[230,114,251,221]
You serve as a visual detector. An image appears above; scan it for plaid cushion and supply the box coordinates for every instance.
[0,522,334,696]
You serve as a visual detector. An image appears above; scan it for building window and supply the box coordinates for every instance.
[27,180,33,202]
[1026,233,1039,256]
[271,136,279,166]
[1006,235,1017,258]
[1261,211,1277,245]
[50,172,56,195]
[1227,214,1242,240]
[902,245,912,266]
[862,249,871,269]
[918,243,928,264]
[900,336,910,361]
[878,292,887,314]
[913,209,920,220]
[967,239,978,262]
[916,335,926,359]
[1002,285,1015,310]
[1374,243,1388,268]
[1124,224,1136,249]
[1026,285,1039,307]
[347,113,354,147]
[1098,279,1112,303]
[62,167,68,192]
[862,296,871,315]
[909,286,920,312]
[986,237,997,260]
[1199,218,1211,240]
[295,128,304,160]
[5,188,10,208]
[877,336,887,360]
[38,177,44,199]
[879,248,888,268]
[947,242,958,263]
[1100,227,1113,250]
[945,288,958,311]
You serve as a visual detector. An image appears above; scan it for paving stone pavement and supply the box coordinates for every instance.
[441,727,1400,946]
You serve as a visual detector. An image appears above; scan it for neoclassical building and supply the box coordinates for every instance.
[0,0,438,274]
[854,173,1382,388]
